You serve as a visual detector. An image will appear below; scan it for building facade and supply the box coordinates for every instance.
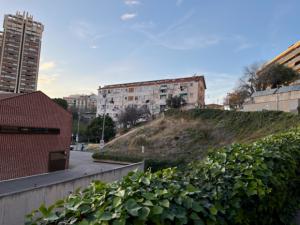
[0,91,72,181]
[97,75,206,121]
[0,12,44,93]
[260,40,300,73]
[242,85,300,113]
[63,94,97,112]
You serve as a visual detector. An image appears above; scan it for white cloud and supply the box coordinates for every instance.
[38,74,60,85]
[70,21,116,48]
[131,10,221,50]
[90,45,98,49]
[176,0,184,6]
[124,0,140,5]
[39,61,55,71]
[121,13,137,21]
[70,21,93,40]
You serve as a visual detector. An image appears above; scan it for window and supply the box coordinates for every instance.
[190,83,193,86]
[0,126,60,134]
[128,96,134,101]
[135,96,138,101]
[190,93,193,97]
[128,87,134,93]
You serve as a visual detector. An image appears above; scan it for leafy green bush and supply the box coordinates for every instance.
[26,129,300,225]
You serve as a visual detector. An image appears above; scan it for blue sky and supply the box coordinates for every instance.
[1,0,299,103]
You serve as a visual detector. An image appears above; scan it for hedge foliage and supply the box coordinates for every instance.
[26,129,300,225]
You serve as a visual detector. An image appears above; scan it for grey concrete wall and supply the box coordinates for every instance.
[0,162,144,225]
[243,99,299,113]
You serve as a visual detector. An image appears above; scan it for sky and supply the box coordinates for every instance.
[0,0,299,103]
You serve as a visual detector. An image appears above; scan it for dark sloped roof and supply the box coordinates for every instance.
[0,91,72,128]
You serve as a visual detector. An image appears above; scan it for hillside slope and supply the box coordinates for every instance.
[99,109,300,162]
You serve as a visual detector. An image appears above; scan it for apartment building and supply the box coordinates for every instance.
[260,40,300,73]
[63,94,97,112]
[0,12,44,93]
[97,75,206,121]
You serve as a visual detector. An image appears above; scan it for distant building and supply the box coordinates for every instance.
[259,40,300,74]
[0,91,72,181]
[0,12,44,93]
[63,94,97,112]
[243,85,300,113]
[97,75,206,121]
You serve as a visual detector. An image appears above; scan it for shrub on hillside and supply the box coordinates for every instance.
[26,129,300,225]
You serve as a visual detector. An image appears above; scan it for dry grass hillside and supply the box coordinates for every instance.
[95,109,300,164]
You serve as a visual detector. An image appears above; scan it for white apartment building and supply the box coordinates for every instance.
[97,75,206,121]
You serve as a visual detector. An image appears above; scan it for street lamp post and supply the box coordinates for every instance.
[100,94,107,150]
[76,111,80,148]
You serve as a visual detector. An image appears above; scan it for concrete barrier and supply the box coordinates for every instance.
[0,162,144,225]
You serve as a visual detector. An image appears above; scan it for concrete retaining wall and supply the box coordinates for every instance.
[0,162,144,225]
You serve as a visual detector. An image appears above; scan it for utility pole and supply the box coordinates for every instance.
[100,94,107,150]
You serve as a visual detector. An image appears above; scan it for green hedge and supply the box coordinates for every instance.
[92,152,185,172]
[26,129,300,225]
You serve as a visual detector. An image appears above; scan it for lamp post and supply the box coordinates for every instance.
[76,111,80,146]
[99,94,107,150]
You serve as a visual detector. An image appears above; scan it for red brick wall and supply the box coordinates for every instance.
[0,92,72,180]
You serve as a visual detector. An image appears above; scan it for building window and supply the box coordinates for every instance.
[0,126,60,134]
[190,83,193,86]
[128,96,134,101]
[190,93,193,97]
[128,87,134,93]
[135,96,138,101]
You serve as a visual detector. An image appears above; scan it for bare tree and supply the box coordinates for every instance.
[166,95,186,109]
[118,105,151,128]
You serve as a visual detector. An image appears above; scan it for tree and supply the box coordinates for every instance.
[240,62,262,94]
[52,98,68,110]
[257,63,300,89]
[86,115,116,142]
[226,63,300,109]
[166,95,186,109]
[118,105,151,128]
[224,89,249,110]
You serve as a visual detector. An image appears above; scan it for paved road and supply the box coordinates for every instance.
[0,151,124,197]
